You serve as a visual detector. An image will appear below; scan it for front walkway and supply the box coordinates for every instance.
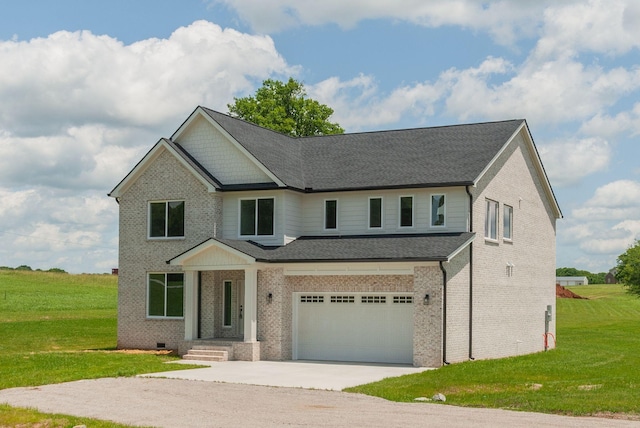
[141,360,430,390]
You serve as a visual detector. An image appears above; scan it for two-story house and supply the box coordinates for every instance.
[108,107,561,367]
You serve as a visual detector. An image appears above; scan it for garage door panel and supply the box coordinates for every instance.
[295,293,413,364]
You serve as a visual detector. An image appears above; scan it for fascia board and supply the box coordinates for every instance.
[446,234,476,262]
[108,139,166,198]
[168,238,257,266]
[472,121,562,219]
[108,139,217,198]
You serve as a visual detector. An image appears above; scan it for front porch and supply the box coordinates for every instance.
[181,267,261,361]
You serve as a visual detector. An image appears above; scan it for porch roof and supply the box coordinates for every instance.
[168,232,475,266]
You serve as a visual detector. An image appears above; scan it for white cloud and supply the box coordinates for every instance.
[538,138,610,188]
[533,0,640,60]
[213,0,551,44]
[309,74,445,131]
[582,179,640,209]
[560,180,640,265]
[0,20,291,136]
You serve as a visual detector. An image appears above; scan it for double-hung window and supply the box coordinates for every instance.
[240,198,274,236]
[149,201,184,238]
[431,194,446,227]
[148,273,184,318]
[369,197,383,229]
[399,196,413,228]
[485,199,499,240]
[504,204,513,241]
[324,199,338,230]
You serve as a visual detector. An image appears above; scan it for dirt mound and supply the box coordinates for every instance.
[556,283,586,299]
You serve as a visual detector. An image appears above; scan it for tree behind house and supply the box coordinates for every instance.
[228,78,344,137]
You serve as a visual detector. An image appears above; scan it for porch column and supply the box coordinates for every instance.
[243,266,258,342]
[184,270,198,341]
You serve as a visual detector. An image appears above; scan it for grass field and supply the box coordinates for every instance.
[2,270,640,423]
[0,269,197,427]
[347,284,640,418]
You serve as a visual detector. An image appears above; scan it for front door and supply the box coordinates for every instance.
[222,279,244,338]
[237,280,244,337]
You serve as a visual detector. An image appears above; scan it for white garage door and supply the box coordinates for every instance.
[294,293,414,364]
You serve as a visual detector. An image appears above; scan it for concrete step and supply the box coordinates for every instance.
[183,354,226,362]
[183,347,229,362]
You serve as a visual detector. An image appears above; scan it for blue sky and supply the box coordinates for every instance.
[1,0,639,273]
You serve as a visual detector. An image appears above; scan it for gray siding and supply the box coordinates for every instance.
[300,188,468,236]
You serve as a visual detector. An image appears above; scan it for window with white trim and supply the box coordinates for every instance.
[369,197,383,229]
[431,194,445,227]
[148,273,184,318]
[399,196,413,228]
[504,204,513,241]
[240,198,274,236]
[485,199,498,240]
[324,199,337,230]
[149,201,184,238]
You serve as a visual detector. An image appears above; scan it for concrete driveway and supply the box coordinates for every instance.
[1,377,637,428]
[142,359,431,390]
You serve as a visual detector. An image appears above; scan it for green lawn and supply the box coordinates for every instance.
[0,269,198,427]
[3,270,640,422]
[347,284,640,418]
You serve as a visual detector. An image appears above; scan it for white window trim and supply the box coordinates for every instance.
[146,272,184,319]
[222,279,233,328]
[485,198,499,242]
[398,195,415,229]
[368,196,384,230]
[147,200,185,240]
[504,204,513,242]
[238,197,276,238]
[430,193,446,228]
[323,199,338,231]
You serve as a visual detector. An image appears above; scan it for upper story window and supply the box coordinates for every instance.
[431,194,446,227]
[504,204,513,241]
[240,198,274,236]
[485,199,498,240]
[149,201,184,238]
[148,273,184,318]
[324,199,338,230]
[369,197,383,229]
[399,196,414,228]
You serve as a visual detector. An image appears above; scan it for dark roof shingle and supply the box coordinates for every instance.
[200,108,523,191]
[213,232,475,263]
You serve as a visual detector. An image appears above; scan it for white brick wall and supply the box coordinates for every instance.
[469,131,557,360]
[117,148,222,351]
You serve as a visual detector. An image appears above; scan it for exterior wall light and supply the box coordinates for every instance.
[424,294,430,305]
[267,292,273,303]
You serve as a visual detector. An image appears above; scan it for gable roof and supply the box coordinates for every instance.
[110,107,561,218]
[168,232,475,265]
[200,108,524,191]
[108,138,221,198]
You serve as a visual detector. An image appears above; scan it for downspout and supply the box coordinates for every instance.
[439,261,449,365]
[466,185,475,361]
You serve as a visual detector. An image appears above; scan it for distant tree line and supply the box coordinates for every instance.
[555,267,606,285]
[0,265,67,273]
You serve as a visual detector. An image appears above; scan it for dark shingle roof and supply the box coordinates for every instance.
[212,233,475,263]
[198,108,523,192]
